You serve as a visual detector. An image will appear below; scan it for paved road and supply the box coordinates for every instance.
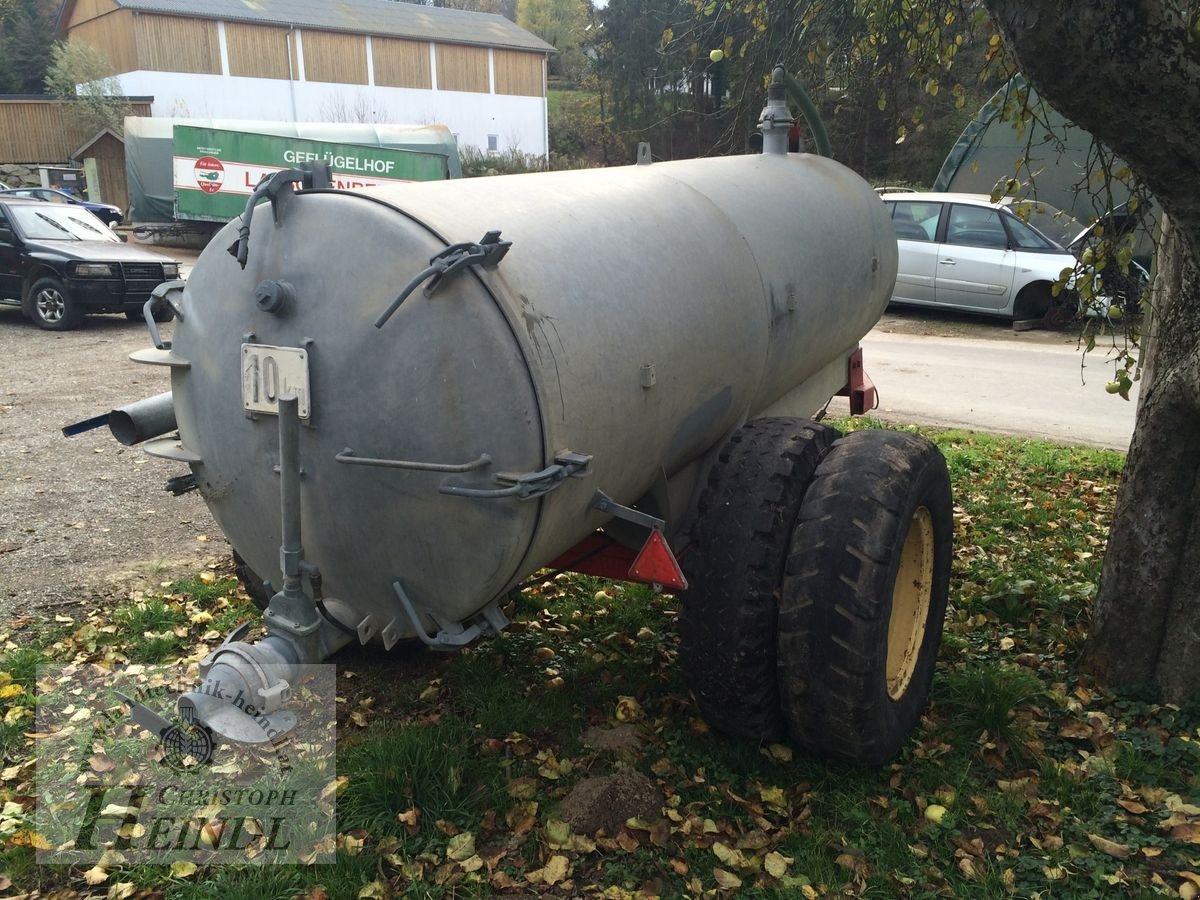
[829,318,1138,451]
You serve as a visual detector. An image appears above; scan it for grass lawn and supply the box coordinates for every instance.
[2,421,1198,898]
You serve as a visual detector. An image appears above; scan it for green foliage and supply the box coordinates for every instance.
[592,0,1007,177]
[44,40,132,136]
[0,0,56,93]
[516,0,590,77]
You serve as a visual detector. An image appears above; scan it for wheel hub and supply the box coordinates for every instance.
[886,505,935,700]
[36,288,65,322]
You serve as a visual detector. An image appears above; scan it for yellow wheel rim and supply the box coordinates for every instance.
[886,506,935,701]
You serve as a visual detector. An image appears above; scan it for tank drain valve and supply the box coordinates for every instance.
[375,230,512,328]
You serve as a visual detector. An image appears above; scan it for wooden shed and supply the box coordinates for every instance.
[71,127,130,212]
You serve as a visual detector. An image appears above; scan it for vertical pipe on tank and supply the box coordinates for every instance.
[279,394,303,595]
[759,65,796,156]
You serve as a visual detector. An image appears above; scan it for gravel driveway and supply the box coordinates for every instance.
[0,251,225,618]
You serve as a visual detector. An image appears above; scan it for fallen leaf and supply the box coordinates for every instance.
[766,744,792,763]
[760,785,787,810]
[107,883,137,900]
[84,866,109,885]
[765,850,792,878]
[712,841,749,870]
[446,831,475,861]
[170,860,197,878]
[529,854,570,885]
[506,777,538,801]
[1171,823,1200,844]
[357,881,387,899]
[1167,795,1200,816]
[615,696,643,722]
[713,867,743,890]
[1088,833,1132,859]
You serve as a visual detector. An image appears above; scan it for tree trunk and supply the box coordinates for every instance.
[984,0,1200,703]
[1082,222,1200,702]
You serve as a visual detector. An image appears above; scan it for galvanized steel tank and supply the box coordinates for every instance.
[164,152,896,639]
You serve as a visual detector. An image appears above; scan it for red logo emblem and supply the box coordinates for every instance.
[194,157,225,194]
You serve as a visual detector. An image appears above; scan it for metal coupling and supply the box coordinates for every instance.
[177,629,302,744]
[758,65,796,156]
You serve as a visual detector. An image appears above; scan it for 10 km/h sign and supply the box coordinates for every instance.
[172,125,449,222]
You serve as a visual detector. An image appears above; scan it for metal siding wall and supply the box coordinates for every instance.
[135,13,221,74]
[226,22,291,80]
[303,31,368,85]
[0,101,152,164]
[67,0,120,28]
[435,43,489,94]
[493,49,544,97]
[372,37,431,89]
[69,9,137,74]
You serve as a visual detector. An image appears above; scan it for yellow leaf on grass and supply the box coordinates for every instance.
[713,867,742,890]
[1167,795,1200,816]
[765,850,792,878]
[712,841,749,870]
[170,861,198,878]
[766,744,792,763]
[357,881,387,899]
[614,696,643,722]
[529,854,571,885]
[760,785,787,809]
[0,683,23,699]
[446,832,476,861]
[107,882,137,900]
[84,866,109,885]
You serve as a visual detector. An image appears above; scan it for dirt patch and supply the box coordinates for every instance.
[0,247,223,618]
[581,724,644,755]
[559,768,662,836]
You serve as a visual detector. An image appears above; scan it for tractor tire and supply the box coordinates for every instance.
[778,429,952,765]
[679,417,840,741]
[232,550,272,611]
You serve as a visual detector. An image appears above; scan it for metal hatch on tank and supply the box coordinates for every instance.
[75,67,955,769]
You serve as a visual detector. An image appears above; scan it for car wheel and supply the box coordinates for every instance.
[29,277,85,331]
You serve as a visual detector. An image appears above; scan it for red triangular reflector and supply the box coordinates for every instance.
[628,528,688,591]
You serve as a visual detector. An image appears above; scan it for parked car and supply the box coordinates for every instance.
[881,192,1081,323]
[0,186,124,227]
[0,198,180,330]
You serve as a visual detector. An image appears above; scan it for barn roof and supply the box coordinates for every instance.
[58,0,556,54]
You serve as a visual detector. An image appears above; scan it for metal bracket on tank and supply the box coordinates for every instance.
[374,230,512,328]
[142,280,186,350]
[391,580,510,651]
[440,451,592,501]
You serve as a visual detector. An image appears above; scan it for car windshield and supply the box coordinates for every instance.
[1005,200,1082,248]
[8,204,118,242]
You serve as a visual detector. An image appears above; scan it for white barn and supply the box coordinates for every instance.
[55,0,556,156]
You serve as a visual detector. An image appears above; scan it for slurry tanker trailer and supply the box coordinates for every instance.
[87,69,953,765]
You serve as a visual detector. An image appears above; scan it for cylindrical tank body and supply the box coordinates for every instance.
[168,153,896,637]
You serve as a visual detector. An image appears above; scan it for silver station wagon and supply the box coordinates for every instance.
[881,192,1080,323]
